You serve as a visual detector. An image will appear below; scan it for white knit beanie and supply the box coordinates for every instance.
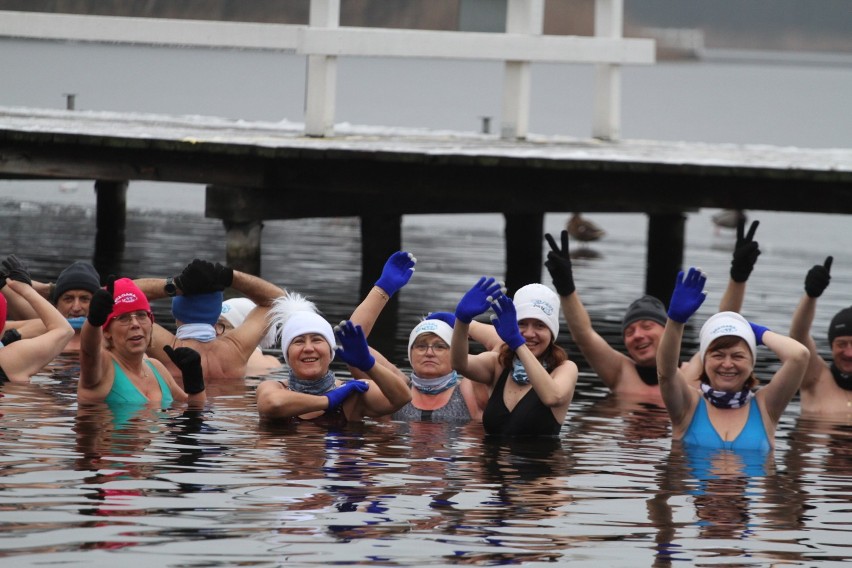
[268,293,336,364]
[221,297,278,349]
[699,311,756,363]
[407,318,454,365]
[513,283,560,342]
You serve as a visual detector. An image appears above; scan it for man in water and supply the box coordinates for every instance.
[2,259,101,351]
[789,256,852,416]
[543,219,760,398]
[134,258,285,380]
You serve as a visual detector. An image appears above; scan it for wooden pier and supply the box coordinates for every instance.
[1,106,850,303]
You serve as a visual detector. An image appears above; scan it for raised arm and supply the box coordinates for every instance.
[450,277,503,384]
[544,231,627,387]
[753,325,809,424]
[657,268,707,432]
[789,256,833,390]
[349,251,415,336]
[0,255,39,320]
[0,280,74,381]
[78,287,115,398]
[719,219,760,312]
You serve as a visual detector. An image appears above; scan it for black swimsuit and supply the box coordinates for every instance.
[482,366,561,437]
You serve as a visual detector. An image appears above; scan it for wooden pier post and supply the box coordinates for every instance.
[93,179,127,279]
[360,214,402,356]
[504,212,543,296]
[645,211,685,306]
[224,220,263,276]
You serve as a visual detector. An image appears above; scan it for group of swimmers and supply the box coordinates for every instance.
[0,216,849,452]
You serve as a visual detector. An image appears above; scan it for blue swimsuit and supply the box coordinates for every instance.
[682,397,770,452]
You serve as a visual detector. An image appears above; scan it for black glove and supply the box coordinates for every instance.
[213,262,234,289]
[805,256,833,298]
[87,288,114,327]
[544,230,576,296]
[2,254,32,286]
[164,345,205,394]
[174,259,222,295]
[730,219,760,283]
[1,329,22,346]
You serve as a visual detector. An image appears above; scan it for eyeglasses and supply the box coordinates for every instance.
[412,342,449,354]
[113,310,152,325]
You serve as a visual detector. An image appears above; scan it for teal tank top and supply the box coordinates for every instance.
[682,397,770,452]
[106,359,174,406]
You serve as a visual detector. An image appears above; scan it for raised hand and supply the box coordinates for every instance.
[164,345,205,394]
[334,320,376,372]
[325,380,369,410]
[667,268,707,323]
[87,288,115,327]
[213,262,234,289]
[374,251,416,298]
[455,277,503,324]
[748,322,770,346]
[174,259,222,295]
[490,295,525,350]
[2,254,32,286]
[544,230,576,296]
[730,218,760,283]
[804,256,833,298]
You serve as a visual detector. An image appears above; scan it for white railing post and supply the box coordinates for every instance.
[593,0,622,141]
[500,0,543,140]
[304,0,339,137]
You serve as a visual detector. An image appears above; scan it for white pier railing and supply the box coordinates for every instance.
[0,0,654,140]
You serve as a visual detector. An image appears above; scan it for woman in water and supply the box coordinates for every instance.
[450,278,578,436]
[656,267,809,451]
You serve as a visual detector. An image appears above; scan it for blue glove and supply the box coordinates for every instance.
[334,320,376,372]
[667,268,707,323]
[325,380,369,410]
[374,251,416,298]
[489,295,525,350]
[425,311,455,327]
[749,322,770,346]
[455,277,503,324]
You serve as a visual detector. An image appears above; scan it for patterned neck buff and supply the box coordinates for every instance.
[700,382,755,409]
[175,323,217,343]
[511,356,549,386]
[830,363,852,391]
[288,369,336,395]
[410,370,460,395]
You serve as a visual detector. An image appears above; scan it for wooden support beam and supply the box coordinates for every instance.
[504,212,544,296]
[93,179,127,278]
[645,211,685,306]
[360,214,402,356]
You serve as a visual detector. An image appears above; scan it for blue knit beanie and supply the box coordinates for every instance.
[172,292,223,326]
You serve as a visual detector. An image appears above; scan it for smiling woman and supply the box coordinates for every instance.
[255,292,411,424]
[656,268,811,451]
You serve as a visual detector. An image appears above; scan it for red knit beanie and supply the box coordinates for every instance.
[104,278,153,329]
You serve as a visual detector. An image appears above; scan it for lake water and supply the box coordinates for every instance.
[1,37,851,567]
